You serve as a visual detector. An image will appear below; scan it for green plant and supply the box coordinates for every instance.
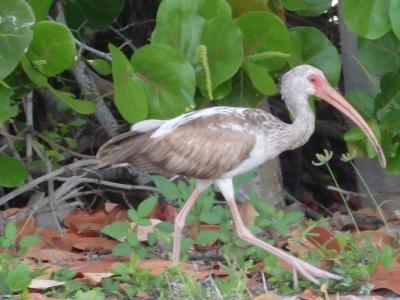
[101,196,158,258]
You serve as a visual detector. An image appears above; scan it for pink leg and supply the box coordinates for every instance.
[216,179,342,284]
[172,180,211,265]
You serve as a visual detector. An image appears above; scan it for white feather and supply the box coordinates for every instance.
[151,107,247,138]
[131,119,165,132]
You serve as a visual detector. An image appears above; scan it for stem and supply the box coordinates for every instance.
[325,163,360,234]
[348,160,391,233]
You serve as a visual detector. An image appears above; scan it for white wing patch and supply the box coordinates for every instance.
[151,106,247,138]
[131,119,166,132]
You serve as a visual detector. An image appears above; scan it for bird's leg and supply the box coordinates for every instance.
[216,179,342,284]
[172,180,211,265]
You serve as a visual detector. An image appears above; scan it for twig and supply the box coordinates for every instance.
[33,130,94,159]
[108,26,137,51]
[0,126,23,161]
[53,176,158,192]
[118,19,155,32]
[75,39,112,61]
[0,159,98,206]
[326,186,366,197]
[25,91,33,162]
[261,272,268,293]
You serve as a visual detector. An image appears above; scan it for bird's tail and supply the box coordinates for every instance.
[96,131,144,170]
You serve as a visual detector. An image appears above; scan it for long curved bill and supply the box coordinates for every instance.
[315,84,386,168]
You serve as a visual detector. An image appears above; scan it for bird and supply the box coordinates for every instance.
[96,64,386,284]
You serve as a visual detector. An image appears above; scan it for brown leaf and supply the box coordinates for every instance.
[252,292,282,300]
[137,219,162,242]
[239,201,259,225]
[81,272,113,285]
[16,217,36,238]
[64,210,109,232]
[307,226,341,253]
[28,279,65,290]
[26,248,83,263]
[106,204,128,222]
[358,228,395,249]
[29,293,61,300]
[148,202,178,222]
[68,260,117,274]
[370,260,400,295]
[299,288,320,300]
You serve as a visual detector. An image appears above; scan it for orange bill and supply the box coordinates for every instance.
[315,83,386,168]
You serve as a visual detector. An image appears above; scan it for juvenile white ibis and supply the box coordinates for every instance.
[97,65,386,283]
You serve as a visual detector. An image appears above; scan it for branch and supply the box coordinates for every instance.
[75,39,112,61]
[0,159,98,206]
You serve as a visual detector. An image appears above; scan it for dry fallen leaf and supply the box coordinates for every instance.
[29,293,60,300]
[239,201,259,225]
[252,292,282,300]
[82,272,113,285]
[28,279,65,290]
[306,226,341,253]
[137,219,162,242]
[370,260,400,295]
[64,210,109,232]
[25,248,83,263]
[148,202,178,222]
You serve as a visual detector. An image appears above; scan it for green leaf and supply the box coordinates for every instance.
[156,0,231,22]
[200,211,222,225]
[88,59,111,76]
[137,196,158,218]
[136,218,151,226]
[74,290,105,300]
[345,90,375,118]
[0,88,18,124]
[196,230,219,246]
[131,44,196,119]
[227,0,269,17]
[6,263,31,292]
[282,211,304,224]
[357,32,400,76]
[389,0,400,39]
[237,12,290,71]
[109,44,147,123]
[5,222,17,240]
[27,0,53,21]
[197,17,243,91]
[0,0,34,80]
[380,110,400,134]
[26,21,75,76]
[376,71,400,119]
[244,62,276,95]
[342,0,390,39]
[0,155,27,187]
[48,86,96,114]
[281,0,331,16]
[127,209,139,222]
[152,11,204,64]
[21,56,48,87]
[289,26,341,85]
[101,222,129,241]
[112,242,134,257]
[63,0,125,29]
[19,235,40,248]
[151,176,180,200]
[126,232,139,247]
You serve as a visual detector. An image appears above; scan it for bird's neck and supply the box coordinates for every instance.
[285,93,316,150]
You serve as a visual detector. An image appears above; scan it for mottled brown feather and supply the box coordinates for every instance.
[96,112,258,179]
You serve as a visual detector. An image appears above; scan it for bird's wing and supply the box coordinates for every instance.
[97,107,260,178]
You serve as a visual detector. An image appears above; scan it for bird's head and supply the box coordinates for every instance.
[281,64,386,168]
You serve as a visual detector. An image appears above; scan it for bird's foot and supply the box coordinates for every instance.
[287,255,343,285]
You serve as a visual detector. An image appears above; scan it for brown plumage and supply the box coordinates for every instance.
[97,112,256,179]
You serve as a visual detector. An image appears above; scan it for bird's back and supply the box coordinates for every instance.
[96,107,286,179]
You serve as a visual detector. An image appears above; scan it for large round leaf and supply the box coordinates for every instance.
[244,62,276,95]
[151,11,205,64]
[63,0,125,29]
[197,17,243,91]
[0,88,18,125]
[236,12,290,71]
[357,32,400,76]
[131,44,196,119]
[157,0,231,22]
[0,155,27,187]
[342,0,390,39]
[389,0,400,40]
[289,26,341,85]
[27,0,53,21]
[26,21,75,76]
[110,45,147,123]
[0,0,34,80]
[227,0,268,17]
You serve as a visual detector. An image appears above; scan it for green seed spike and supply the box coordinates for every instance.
[196,45,213,101]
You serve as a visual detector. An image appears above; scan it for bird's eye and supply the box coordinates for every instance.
[309,76,317,83]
